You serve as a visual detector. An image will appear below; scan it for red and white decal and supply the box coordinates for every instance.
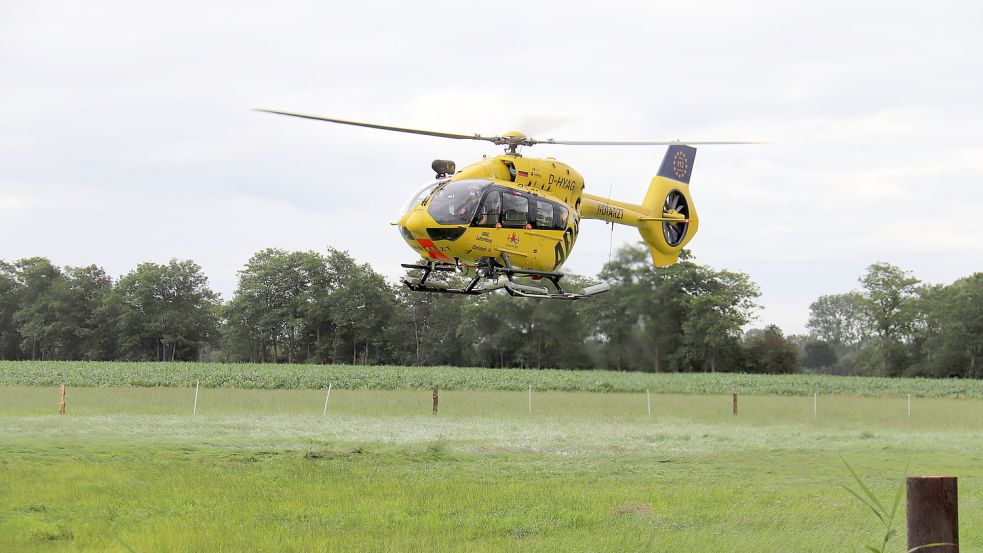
[416,238,454,263]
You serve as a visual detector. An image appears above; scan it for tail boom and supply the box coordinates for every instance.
[580,145,700,267]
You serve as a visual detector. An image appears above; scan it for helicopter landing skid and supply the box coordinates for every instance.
[400,260,610,300]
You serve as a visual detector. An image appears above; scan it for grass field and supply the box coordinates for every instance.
[2,380,982,552]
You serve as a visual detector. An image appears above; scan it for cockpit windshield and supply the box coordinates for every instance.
[427,179,491,225]
[400,179,446,218]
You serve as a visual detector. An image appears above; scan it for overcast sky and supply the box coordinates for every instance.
[2,1,981,333]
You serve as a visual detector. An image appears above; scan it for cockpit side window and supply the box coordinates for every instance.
[427,179,491,225]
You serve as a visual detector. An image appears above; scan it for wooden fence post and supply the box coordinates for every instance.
[59,384,66,415]
[907,476,958,553]
[732,393,737,416]
[432,387,438,415]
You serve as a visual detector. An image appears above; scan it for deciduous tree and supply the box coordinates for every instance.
[114,260,219,361]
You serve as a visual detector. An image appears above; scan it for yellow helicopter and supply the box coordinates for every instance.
[259,110,752,299]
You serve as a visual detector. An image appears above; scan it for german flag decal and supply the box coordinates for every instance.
[517,170,529,178]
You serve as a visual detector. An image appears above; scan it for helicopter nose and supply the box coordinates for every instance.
[402,210,428,238]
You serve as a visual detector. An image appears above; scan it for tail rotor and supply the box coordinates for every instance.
[662,190,690,247]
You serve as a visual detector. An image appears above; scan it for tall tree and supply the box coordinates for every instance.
[48,265,115,360]
[597,246,705,372]
[0,261,22,359]
[676,268,760,372]
[114,260,220,361]
[325,258,398,364]
[224,249,329,363]
[915,274,983,377]
[807,292,869,346]
[859,262,920,375]
[595,244,759,372]
[10,257,63,360]
[942,274,983,377]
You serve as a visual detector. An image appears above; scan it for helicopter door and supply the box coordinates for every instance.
[474,189,503,227]
[501,191,530,228]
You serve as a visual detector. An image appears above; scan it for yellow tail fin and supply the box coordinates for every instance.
[581,145,699,267]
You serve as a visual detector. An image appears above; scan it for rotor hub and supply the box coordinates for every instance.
[496,131,529,154]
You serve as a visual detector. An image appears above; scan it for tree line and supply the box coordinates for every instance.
[804,262,983,378]
[0,245,787,371]
[2,246,978,376]
[0,258,219,362]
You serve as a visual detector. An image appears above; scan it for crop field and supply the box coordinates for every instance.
[4,360,983,397]
[1,367,982,551]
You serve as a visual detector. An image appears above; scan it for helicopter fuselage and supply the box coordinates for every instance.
[397,148,699,274]
[397,155,587,272]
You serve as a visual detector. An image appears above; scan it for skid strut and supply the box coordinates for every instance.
[401,257,610,300]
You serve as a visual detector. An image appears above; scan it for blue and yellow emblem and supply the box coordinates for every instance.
[657,145,697,184]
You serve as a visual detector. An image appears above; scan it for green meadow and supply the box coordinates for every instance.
[1,379,982,551]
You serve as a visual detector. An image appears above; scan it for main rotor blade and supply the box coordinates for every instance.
[256,109,501,143]
[530,139,764,146]
[257,109,766,148]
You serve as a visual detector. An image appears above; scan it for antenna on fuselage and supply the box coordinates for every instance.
[607,182,615,265]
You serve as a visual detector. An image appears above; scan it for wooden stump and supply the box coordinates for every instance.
[732,393,737,416]
[907,476,958,552]
[432,387,438,415]
[59,384,66,415]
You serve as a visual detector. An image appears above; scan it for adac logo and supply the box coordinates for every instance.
[672,150,689,180]
[507,232,520,245]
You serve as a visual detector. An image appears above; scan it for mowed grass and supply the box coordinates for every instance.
[2,386,983,552]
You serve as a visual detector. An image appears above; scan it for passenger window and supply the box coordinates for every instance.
[535,199,568,230]
[536,200,554,229]
[474,190,503,227]
[555,204,569,229]
[501,192,529,227]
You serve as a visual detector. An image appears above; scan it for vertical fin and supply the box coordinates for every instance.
[656,145,697,184]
